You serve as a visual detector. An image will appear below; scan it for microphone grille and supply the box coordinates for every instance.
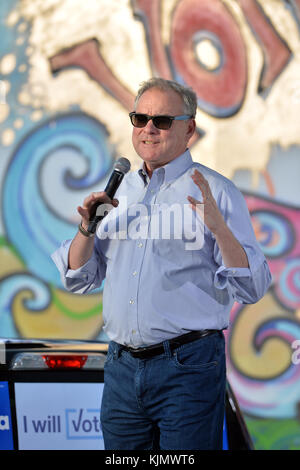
[114,157,131,174]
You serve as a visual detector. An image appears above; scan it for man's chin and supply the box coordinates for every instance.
[139,153,162,165]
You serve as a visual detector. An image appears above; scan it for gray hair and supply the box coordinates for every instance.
[134,78,197,118]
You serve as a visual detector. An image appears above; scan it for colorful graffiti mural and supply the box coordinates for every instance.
[0,0,300,449]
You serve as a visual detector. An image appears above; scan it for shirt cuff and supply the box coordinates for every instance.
[51,239,100,291]
[214,265,251,289]
[214,243,261,289]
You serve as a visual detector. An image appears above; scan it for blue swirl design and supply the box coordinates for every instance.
[3,112,113,287]
[277,258,300,309]
[251,210,295,258]
[0,273,51,337]
[254,318,300,417]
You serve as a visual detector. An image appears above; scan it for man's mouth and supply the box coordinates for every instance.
[143,140,158,145]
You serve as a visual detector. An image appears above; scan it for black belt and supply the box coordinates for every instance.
[121,329,219,360]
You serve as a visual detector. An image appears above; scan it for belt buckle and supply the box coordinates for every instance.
[126,345,151,358]
[128,342,164,359]
[130,346,148,355]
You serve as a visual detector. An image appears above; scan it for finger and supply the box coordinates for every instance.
[187,195,201,205]
[192,169,207,180]
[82,193,97,208]
[83,192,111,210]
[77,206,89,218]
[191,171,212,201]
[187,196,203,213]
[191,171,209,190]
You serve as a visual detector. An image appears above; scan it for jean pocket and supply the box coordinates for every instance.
[171,336,219,371]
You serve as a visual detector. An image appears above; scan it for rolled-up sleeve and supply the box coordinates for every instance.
[213,183,272,303]
[51,239,107,294]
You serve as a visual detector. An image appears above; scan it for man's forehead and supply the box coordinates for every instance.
[136,87,184,112]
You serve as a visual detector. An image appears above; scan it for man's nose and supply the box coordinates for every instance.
[144,118,159,132]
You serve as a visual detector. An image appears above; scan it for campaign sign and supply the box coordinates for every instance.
[15,383,104,450]
[0,382,14,450]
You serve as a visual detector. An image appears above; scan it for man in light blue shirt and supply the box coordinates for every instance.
[52,78,271,450]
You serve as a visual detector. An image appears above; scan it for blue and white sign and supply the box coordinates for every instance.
[15,382,104,450]
[0,381,14,450]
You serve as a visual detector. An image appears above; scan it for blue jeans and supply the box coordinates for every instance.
[100,331,226,450]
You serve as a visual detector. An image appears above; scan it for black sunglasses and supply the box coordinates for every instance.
[129,112,193,130]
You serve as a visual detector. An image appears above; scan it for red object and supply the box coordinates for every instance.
[42,355,88,369]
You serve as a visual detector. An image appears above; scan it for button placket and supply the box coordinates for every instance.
[126,169,164,347]
[125,223,148,346]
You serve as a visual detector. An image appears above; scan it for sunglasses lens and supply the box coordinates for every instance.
[130,113,173,129]
[131,114,148,127]
[153,116,172,130]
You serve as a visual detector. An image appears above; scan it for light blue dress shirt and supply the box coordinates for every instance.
[52,149,272,347]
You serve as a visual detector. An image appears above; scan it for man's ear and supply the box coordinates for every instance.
[187,119,196,139]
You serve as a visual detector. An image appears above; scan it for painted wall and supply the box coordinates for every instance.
[0,0,300,449]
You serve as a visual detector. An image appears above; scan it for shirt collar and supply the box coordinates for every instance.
[138,167,149,186]
[137,149,194,185]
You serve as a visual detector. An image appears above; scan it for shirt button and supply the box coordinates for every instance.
[132,330,136,334]
[129,299,135,305]
[132,271,137,276]
[137,242,143,248]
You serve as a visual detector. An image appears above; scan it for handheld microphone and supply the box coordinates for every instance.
[88,157,131,234]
